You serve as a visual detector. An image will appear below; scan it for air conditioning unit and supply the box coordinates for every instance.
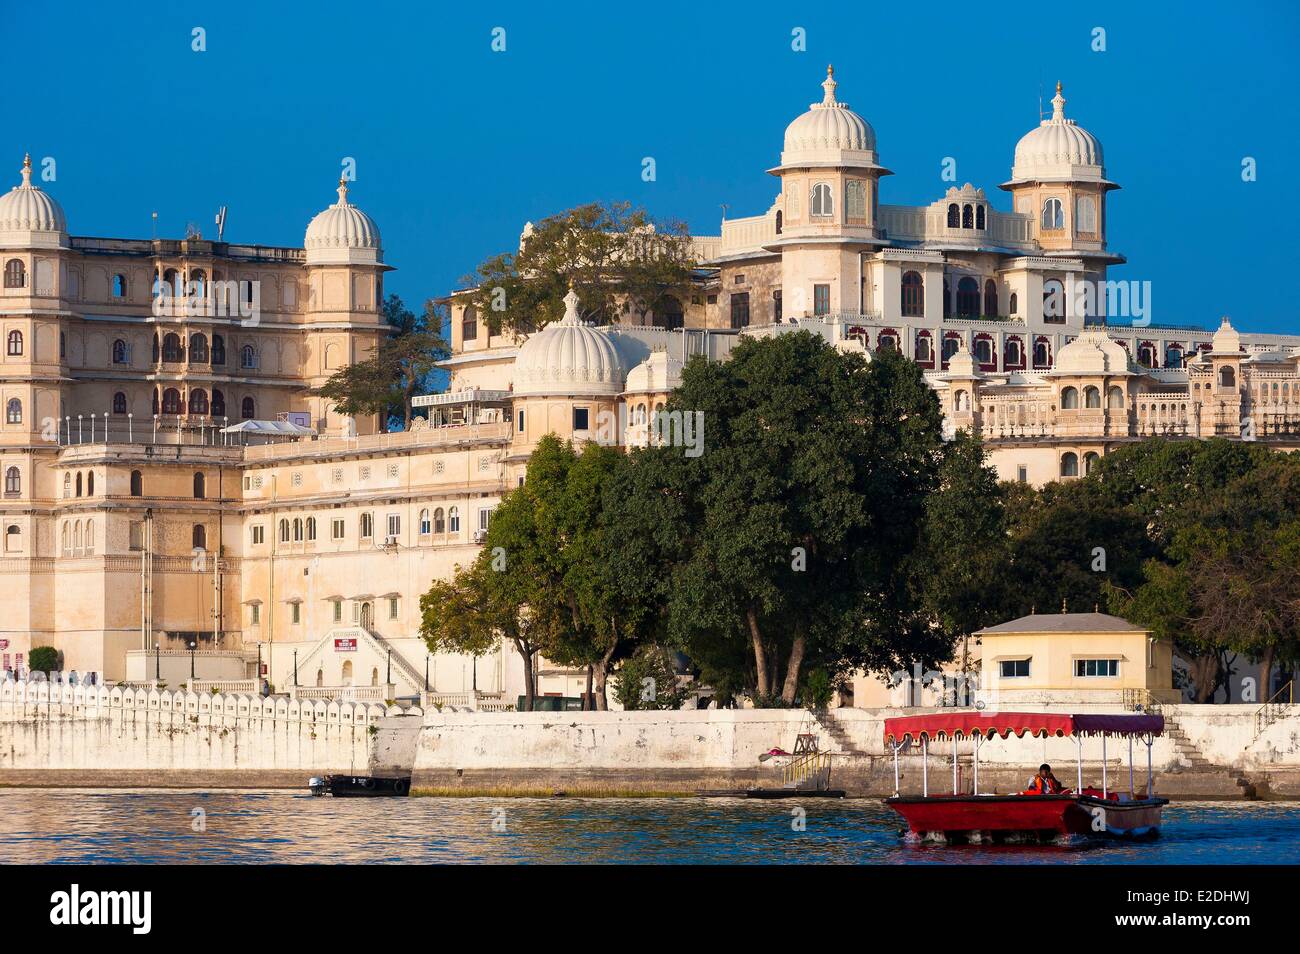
[472,529,487,544]
[382,535,398,547]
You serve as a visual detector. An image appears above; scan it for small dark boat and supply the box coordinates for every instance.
[308,774,411,797]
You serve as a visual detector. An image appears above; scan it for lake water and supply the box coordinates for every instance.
[2,789,1297,864]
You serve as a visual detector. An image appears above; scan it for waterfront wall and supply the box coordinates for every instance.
[411,706,1300,797]
[0,681,422,786]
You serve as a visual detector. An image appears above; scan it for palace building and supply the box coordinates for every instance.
[4,69,1299,702]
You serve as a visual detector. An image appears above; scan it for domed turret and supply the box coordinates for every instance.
[304,179,381,264]
[513,289,628,398]
[1009,83,1108,184]
[0,154,68,248]
[1052,328,1133,375]
[776,67,884,172]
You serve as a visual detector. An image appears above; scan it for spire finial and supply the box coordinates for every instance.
[821,65,838,105]
[336,177,349,205]
[561,286,581,325]
[1061,597,1068,614]
[20,153,32,187]
[1051,81,1067,122]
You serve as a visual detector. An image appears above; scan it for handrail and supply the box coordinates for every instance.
[781,751,832,789]
[1254,680,1294,739]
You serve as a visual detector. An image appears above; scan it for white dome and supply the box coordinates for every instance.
[780,67,878,167]
[304,179,381,264]
[1011,84,1105,182]
[513,289,628,398]
[0,155,68,247]
[624,349,683,394]
[1052,329,1132,375]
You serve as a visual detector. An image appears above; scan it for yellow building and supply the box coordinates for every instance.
[974,612,1178,706]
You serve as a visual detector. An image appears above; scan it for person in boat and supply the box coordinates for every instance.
[1023,763,1066,795]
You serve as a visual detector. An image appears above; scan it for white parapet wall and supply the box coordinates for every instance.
[0,680,423,780]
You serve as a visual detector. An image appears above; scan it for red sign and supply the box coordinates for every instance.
[334,638,357,652]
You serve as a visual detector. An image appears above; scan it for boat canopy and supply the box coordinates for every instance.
[883,711,1164,744]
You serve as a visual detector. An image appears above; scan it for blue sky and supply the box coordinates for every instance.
[8,1,1299,333]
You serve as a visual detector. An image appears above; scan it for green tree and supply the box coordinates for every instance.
[26,646,59,673]
[463,202,695,336]
[654,334,947,705]
[313,295,449,430]
[613,645,689,711]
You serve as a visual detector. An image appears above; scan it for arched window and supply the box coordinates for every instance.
[4,525,19,552]
[6,330,22,356]
[188,388,209,415]
[211,334,226,365]
[62,473,70,497]
[162,333,182,362]
[1084,386,1101,409]
[433,508,446,534]
[1108,386,1125,409]
[1009,292,1019,315]
[901,271,924,318]
[974,336,993,365]
[775,210,783,235]
[279,519,290,543]
[61,522,69,556]
[1042,280,1065,323]
[292,518,303,542]
[5,398,20,424]
[962,204,974,228]
[87,472,94,496]
[419,509,431,535]
[189,269,206,297]
[152,334,159,363]
[1005,338,1022,367]
[240,344,256,369]
[306,517,317,542]
[1165,345,1183,368]
[211,390,225,417]
[1219,366,1236,388]
[360,512,373,538]
[112,339,128,364]
[75,472,83,497]
[193,472,205,499]
[151,388,159,416]
[189,333,208,364]
[3,259,25,288]
[810,182,833,218]
[112,274,127,298]
[130,470,142,496]
[975,206,986,230]
[448,506,460,533]
[954,389,971,412]
[1137,343,1156,368]
[162,268,180,297]
[241,396,255,419]
[914,332,932,363]
[462,306,478,342]
[983,279,997,318]
[1042,197,1064,230]
[956,277,979,318]
[1076,196,1097,233]
[192,524,206,549]
[941,334,961,364]
[1083,452,1101,475]
[946,203,959,228]
[1034,338,1051,369]
[1061,452,1079,478]
[85,521,94,554]
[4,467,19,495]
[877,330,899,352]
[1061,387,1079,410]
[162,388,181,414]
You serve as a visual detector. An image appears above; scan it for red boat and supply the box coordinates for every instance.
[883,711,1168,844]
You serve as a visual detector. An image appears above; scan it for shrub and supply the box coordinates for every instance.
[26,646,59,674]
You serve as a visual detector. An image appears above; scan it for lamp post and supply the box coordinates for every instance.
[293,649,299,687]
[155,641,160,683]
[189,640,196,679]
[386,649,391,688]
[424,654,429,692]
[257,643,263,694]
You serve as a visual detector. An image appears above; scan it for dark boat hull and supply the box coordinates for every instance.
[312,775,411,797]
[885,793,1167,842]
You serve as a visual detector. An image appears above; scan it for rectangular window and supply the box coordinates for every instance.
[129,522,144,551]
[999,659,1030,678]
[332,599,342,623]
[813,284,831,316]
[572,407,589,431]
[773,290,782,323]
[389,598,399,620]
[846,179,867,219]
[479,508,494,531]
[734,274,745,285]
[1016,465,1028,484]
[1075,658,1119,678]
[517,410,525,432]
[251,525,265,545]
[706,294,717,305]
[387,514,401,538]
[291,603,300,624]
[251,604,260,625]
[730,292,750,329]
[331,519,344,540]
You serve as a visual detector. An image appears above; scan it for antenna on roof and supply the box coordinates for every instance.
[1038,81,1045,123]
[1061,598,1068,613]
[215,206,228,241]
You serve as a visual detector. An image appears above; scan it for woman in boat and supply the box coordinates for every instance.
[1023,764,1067,795]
